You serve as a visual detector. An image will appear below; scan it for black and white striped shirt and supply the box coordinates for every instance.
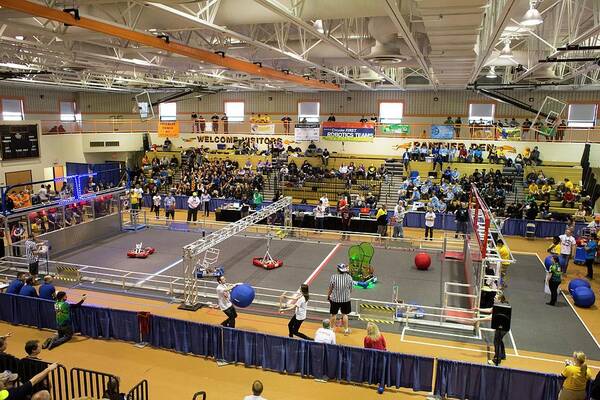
[329,272,353,303]
[25,239,38,263]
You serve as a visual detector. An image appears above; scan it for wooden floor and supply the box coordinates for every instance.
[6,209,600,400]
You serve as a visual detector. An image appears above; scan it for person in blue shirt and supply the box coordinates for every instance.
[6,273,27,294]
[585,233,598,279]
[18,276,38,298]
[39,275,56,300]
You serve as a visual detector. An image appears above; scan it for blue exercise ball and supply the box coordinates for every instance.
[231,284,256,308]
[568,278,591,295]
[573,287,595,308]
[544,255,555,271]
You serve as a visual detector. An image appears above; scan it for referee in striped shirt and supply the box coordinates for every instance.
[24,234,40,277]
[328,263,353,335]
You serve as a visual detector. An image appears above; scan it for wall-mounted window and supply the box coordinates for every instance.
[379,102,403,123]
[60,101,79,122]
[567,104,597,127]
[2,99,24,121]
[159,102,177,121]
[468,103,495,124]
[298,101,320,122]
[224,101,244,122]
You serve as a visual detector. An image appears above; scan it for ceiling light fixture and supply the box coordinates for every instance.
[521,1,543,26]
[15,35,24,40]
[499,40,513,58]
[486,66,497,78]
[313,19,324,34]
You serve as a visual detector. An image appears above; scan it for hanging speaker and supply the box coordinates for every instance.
[143,133,150,152]
[491,303,511,331]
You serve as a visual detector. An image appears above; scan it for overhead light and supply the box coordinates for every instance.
[148,28,158,32]
[499,40,513,58]
[313,19,324,34]
[486,66,497,78]
[0,62,33,70]
[14,35,24,40]
[521,1,543,26]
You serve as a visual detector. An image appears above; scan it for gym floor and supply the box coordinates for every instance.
[10,209,600,399]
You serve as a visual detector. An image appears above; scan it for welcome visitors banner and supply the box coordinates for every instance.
[322,122,375,142]
[294,123,320,142]
[430,125,454,139]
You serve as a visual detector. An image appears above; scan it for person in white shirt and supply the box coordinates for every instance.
[424,207,436,240]
[393,201,406,238]
[243,380,267,400]
[38,185,48,202]
[283,284,311,340]
[216,275,238,328]
[320,194,330,210]
[200,191,211,217]
[314,200,326,231]
[187,192,201,222]
[559,228,577,274]
[151,193,161,219]
[314,319,336,344]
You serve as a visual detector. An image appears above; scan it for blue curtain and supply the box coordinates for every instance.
[434,359,563,400]
[107,309,139,342]
[91,162,121,186]
[146,316,221,359]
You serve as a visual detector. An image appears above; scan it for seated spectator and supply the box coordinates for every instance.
[6,273,27,295]
[243,380,267,400]
[306,141,317,156]
[541,181,552,201]
[574,205,587,222]
[363,322,387,350]
[18,276,38,298]
[458,146,467,162]
[0,334,19,373]
[102,377,125,400]
[366,164,377,180]
[365,192,377,209]
[522,147,532,165]
[528,182,540,199]
[314,319,336,344]
[562,189,575,208]
[473,147,483,163]
[539,199,552,219]
[0,363,58,400]
[530,146,542,165]
[39,276,56,300]
[488,145,498,164]
[162,138,172,151]
[525,201,539,220]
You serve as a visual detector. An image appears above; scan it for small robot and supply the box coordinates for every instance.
[196,248,224,278]
[127,242,156,258]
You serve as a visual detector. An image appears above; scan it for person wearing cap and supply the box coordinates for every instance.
[328,264,353,335]
[42,292,86,350]
[38,276,56,301]
[314,319,336,345]
[0,363,57,400]
[187,192,201,222]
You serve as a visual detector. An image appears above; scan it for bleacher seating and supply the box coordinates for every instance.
[282,178,382,204]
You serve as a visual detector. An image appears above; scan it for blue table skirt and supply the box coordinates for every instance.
[142,195,587,238]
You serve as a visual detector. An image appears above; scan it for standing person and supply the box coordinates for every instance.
[328,263,353,335]
[339,198,351,240]
[559,352,592,400]
[363,322,387,350]
[187,192,200,222]
[164,191,176,220]
[200,191,211,217]
[375,205,388,239]
[314,200,326,231]
[42,291,86,350]
[191,112,199,133]
[559,228,577,275]
[211,114,219,133]
[221,113,229,134]
[252,189,263,210]
[314,319,336,344]
[424,207,436,240]
[585,233,597,279]
[284,284,311,340]
[39,276,56,300]
[216,275,238,328]
[590,369,600,400]
[547,236,561,255]
[497,239,511,289]
[392,201,405,238]
[281,115,292,134]
[10,224,24,256]
[546,255,563,306]
[478,294,509,366]
[198,115,206,134]
[454,202,469,238]
[24,234,40,277]
[243,380,267,400]
[151,192,161,219]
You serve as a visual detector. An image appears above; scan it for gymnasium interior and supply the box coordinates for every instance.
[1,0,600,399]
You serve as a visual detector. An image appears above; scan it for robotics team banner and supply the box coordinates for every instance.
[497,127,522,141]
[250,123,276,135]
[322,122,375,142]
[381,124,410,134]
[430,125,454,139]
[294,123,320,142]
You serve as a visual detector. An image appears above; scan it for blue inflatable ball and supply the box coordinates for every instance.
[544,255,554,271]
[231,284,256,308]
[573,287,595,308]
[377,385,385,394]
[568,278,591,295]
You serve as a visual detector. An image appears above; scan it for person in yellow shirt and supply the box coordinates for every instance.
[522,147,531,164]
[547,236,561,255]
[497,239,511,289]
[564,178,574,191]
[541,181,552,201]
[559,351,592,400]
[528,182,540,198]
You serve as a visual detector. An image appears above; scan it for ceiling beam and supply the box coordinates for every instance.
[383,0,436,89]
[467,0,518,85]
[0,0,341,91]
[253,0,404,89]
[145,1,372,89]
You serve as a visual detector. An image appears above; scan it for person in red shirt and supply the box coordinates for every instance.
[562,189,575,208]
[363,322,387,350]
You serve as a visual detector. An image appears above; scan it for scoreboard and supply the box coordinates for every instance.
[0,124,40,160]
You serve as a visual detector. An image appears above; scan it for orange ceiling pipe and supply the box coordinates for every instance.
[0,0,340,91]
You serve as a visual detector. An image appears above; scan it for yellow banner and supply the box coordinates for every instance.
[158,121,180,137]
